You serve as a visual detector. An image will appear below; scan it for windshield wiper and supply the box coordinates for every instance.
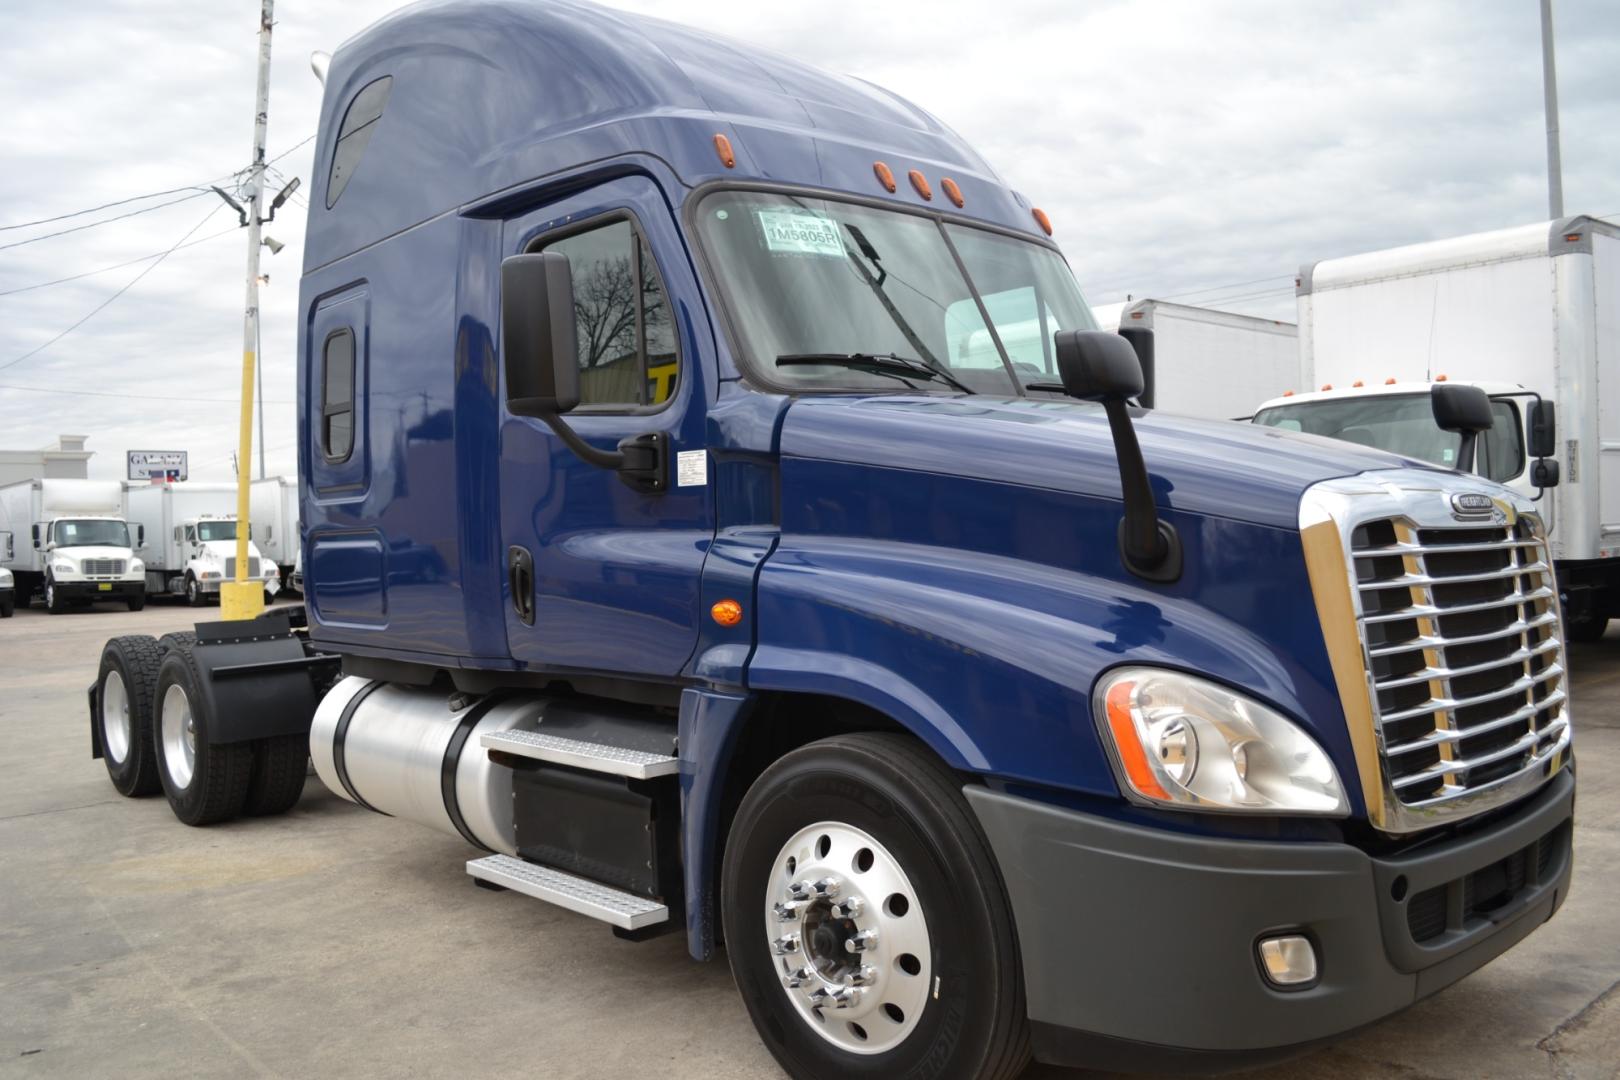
[776,352,975,394]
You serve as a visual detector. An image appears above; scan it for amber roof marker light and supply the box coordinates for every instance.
[1032,207,1053,236]
[941,177,964,207]
[713,133,736,169]
[908,169,933,201]
[873,161,897,193]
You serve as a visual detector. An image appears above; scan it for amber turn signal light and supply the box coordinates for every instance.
[940,177,964,207]
[873,161,897,193]
[711,599,743,627]
[713,133,735,169]
[908,169,932,200]
[1031,207,1053,236]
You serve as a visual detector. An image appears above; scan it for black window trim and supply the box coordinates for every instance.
[520,208,683,418]
[321,327,357,465]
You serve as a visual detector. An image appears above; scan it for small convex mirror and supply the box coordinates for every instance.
[1528,399,1557,460]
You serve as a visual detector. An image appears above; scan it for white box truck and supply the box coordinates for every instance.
[1089,299,1299,419]
[0,478,146,613]
[1255,214,1619,637]
[249,476,300,591]
[123,482,280,606]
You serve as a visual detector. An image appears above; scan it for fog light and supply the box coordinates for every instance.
[1257,935,1317,988]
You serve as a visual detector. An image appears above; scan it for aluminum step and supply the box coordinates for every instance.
[481,729,679,779]
[466,854,669,930]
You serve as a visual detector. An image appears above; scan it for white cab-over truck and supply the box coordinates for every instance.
[0,479,145,613]
[1090,298,1298,419]
[1255,214,1618,637]
[123,483,280,606]
[249,476,300,592]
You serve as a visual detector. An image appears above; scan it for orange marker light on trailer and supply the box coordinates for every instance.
[873,161,897,193]
[1104,680,1169,801]
[941,177,964,207]
[1436,373,1448,381]
[713,133,736,169]
[1352,379,1364,387]
[1031,207,1053,236]
[1321,384,1333,391]
[710,599,744,627]
[1386,377,1397,385]
[1283,390,1295,397]
[908,170,932,200]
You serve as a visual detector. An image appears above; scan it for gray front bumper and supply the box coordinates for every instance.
[967,769,1573,1071]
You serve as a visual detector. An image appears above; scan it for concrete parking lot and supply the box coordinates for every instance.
[1,599,1616,1080]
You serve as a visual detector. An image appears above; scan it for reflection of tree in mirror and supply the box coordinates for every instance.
[573,255,637,369]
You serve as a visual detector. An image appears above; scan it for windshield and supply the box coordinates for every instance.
[196,520,238,542]
[1253,394,1526,482]
[694,191,1097,393]
[52,519,129,548]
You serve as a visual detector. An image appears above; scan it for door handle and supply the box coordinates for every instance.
[507,545,535,625]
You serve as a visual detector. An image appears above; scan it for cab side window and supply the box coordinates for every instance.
[322,329,356,463]
[541,220,679,408]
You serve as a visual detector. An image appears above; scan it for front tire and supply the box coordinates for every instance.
[185,574,204,608]
[0,594,13,618]
[45,576,67,615]
[97,636,164,796]
[1567,611,1609,642]
[154,644,253,825]
[721,733,1029,1080]
[127,592,146,612]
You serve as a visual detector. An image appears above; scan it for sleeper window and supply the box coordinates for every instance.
[323,329,356,462]
[541,220,679,407]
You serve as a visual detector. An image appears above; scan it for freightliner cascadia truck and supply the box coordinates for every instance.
[87,2,1575,1076]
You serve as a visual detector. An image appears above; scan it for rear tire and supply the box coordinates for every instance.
[244,734,308,816]
[154,644,253,825]
[721,733,1030,1080]
[97,636,164,796]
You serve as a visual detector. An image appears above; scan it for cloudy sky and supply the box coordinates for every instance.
[1,0,1616,481]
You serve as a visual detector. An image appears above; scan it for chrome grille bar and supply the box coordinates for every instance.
[1372,638,1562,691]
[1358,562,1551,590]
[1366,611,1559,658]
[1361,586,1554,624]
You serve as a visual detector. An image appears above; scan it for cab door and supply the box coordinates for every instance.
[498,176,714,677]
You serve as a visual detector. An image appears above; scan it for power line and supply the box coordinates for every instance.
[0,204,225,374]
[1161,273,1294,303]
[0,226,239,298]
[267,133,315,166]
[0,186,207,233]
[0,190,213,253]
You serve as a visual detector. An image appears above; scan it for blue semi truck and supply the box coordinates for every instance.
[89,2,1574,1075]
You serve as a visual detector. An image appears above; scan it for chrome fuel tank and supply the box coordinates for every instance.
[310,677,549,854]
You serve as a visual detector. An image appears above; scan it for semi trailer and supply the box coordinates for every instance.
[88,3,1575,1077]
[249,476,300,591]
[1260,215,1619,639]
[123,483,281,605]
[0,478,145,613]
[1088,298,1298,419]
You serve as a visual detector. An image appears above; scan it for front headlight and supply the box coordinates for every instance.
[52,560,77,575]
[130,560,144,574]
[1094,667,1348,816]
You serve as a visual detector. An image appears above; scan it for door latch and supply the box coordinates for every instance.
[507,545,535,625]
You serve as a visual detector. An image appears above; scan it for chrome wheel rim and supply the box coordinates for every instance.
[45,581,54,606]
[160,683,197,789]
[101,669,130,764]
[765,821,932,1055]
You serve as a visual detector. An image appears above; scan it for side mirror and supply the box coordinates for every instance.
[136,524,145,548]
[501,251,580,418]
[1531,458,1561,488]
[500,250,668,493]
[1054,330,1181,581]
[1431,383,1493,473]
[31,524,41,550]
[1528,399,1557,459]
[1115,327,1156,409]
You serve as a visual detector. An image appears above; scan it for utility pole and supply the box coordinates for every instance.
[1540,0,1564,220]
[256,314,266,479]
[221,0,275,622]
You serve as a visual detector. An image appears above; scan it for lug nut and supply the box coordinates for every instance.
[784,966,814,989]
[774,901,803,922]
[788,876,843,901]
[847,965,878,987]
[830,896,865,919]
[772,934,801,956]
[844,929,879,954]
[808,986,862,1010]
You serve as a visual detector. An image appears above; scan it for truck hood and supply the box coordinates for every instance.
[197,540,268,563]
[50,544,136,562]
[779,394,1434,529]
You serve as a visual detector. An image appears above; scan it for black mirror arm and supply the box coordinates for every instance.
[1101,399,1182,581]
[538,412,625,470]
[1455,432,1478,474]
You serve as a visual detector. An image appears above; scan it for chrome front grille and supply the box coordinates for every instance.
[1353,519,1568,809]
[82,559,126,575]
[1301,469,1574,834]
[224,557,260,578]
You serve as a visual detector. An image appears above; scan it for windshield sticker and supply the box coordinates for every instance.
[757,211,846,258]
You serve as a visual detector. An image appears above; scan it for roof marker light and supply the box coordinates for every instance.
[908,170,932,200]
[1386,377,1397,384]
[712,134,736,169]
[873,162,897,193]
[1283,390,1295,397]
[1321,384,1333,391]
[1436,373,1448,381]
[1352,379,1364,387]
[1032,207,1053,236]
[941,177,964,207]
